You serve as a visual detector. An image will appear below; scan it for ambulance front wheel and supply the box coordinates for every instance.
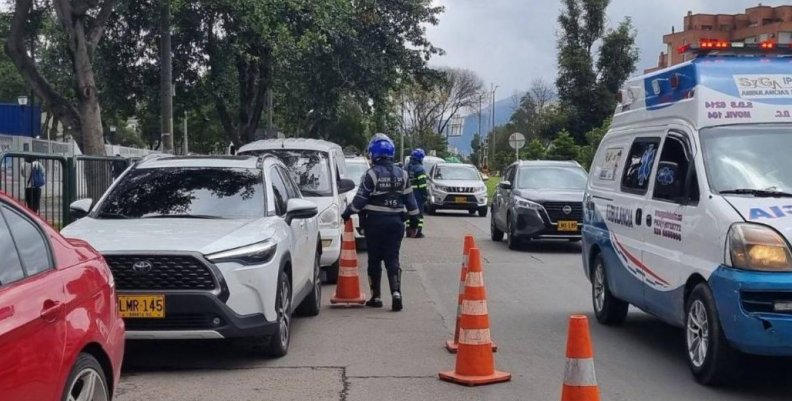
[685,283,739,386]
[592,254,628,325]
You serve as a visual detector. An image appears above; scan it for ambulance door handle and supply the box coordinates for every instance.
[635,208,643,227]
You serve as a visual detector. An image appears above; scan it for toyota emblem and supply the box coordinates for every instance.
[563,205,573,215]
[132,261,153,274]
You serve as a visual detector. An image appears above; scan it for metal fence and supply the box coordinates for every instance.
[0,152,132,228]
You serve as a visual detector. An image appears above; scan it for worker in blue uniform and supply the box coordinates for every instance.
[342,134,420,311]
[406,148,428,238]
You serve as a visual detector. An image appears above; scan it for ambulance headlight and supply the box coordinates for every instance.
[728,224,792,271]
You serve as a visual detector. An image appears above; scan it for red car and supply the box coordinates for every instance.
[0,193,124,401]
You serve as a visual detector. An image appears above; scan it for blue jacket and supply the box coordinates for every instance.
[346,160,419,217]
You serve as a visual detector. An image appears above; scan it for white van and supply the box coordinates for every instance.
[583,42,792,385]
[239,139,356,283]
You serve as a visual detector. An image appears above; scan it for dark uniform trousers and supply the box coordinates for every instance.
[364,213,405,277]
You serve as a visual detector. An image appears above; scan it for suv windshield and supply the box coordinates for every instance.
[517,167,587,190]
[257,150,333,197]
[346,162,368,186]
[95,167,265,219]
[701,126,792,194]
[434,166,480,181]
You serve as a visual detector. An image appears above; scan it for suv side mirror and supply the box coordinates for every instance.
[338,178,357,194]
[69,199,93,219]
[285,199,318,224]
[499,181,512,190]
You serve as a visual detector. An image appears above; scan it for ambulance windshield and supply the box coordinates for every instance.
[701,126,792,195]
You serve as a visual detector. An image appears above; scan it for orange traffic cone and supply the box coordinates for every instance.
[446,235,497,354]
[560,315,600,401]
[439,248,511,386]
[330,220,366,306]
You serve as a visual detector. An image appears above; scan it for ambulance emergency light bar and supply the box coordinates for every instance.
[679,39,792,56]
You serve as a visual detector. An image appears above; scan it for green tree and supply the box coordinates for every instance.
[578,117,611,169]
[522,139,547,160]
[6,0,116,155]
[556,0,638,142]
[0,13,26,103]
[469,133,483,168]
[546,131,579,161]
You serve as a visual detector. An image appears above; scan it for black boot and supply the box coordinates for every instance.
[366,273,383,308]
[388,270,403,312]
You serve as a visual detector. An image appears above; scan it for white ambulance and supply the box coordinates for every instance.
[583,41,792,385]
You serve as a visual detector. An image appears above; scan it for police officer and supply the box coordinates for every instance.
[406,149,428,238]
[342,134,420,311]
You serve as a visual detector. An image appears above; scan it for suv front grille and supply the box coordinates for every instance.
[542,202,584,222]
[104,254,218,291]
[446,186,476,193]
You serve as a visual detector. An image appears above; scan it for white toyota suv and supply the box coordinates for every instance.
[62,155,321,357]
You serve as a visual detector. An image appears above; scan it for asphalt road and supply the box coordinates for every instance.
[117,212,792,401]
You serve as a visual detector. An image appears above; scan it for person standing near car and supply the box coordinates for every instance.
[342,134,420,311]
[406,148,428,238]
[21,157,45,213]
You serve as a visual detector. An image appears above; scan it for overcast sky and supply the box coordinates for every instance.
[425,0,790,100]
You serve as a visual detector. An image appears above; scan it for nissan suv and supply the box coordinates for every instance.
[62,155,322,357]
[491,160,587,249]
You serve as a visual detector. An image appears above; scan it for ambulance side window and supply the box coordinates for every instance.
[621,138,661,194]
[653,134,699,204]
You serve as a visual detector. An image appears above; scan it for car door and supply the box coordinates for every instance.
[641,129,701,323]
[0,203,66,401]
[606,134,662,309]
[270,167,311,296]
[492,166,508,230]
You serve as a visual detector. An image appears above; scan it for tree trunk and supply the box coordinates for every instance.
[159,0,174,153]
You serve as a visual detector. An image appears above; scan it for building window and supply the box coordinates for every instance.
[702,25,713,31]
[720,25,732,32]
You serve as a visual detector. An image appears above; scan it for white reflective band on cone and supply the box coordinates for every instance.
[563,358,598,387]
[461,300,488,316]
[341,249,357,260]
[462,254,469,266]
[343,232,355,242]
[339,268,359,277]
[459,328,492,345]
[465,272,484,287]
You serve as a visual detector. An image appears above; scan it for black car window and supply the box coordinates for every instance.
[2,205,50,277]
[621,138,662,194]
[506,166,516,184]
[517,167,587,190]
[270,167,290,216]
[0,208,25,286]
[95,167,265,219]
[653,134,699,204]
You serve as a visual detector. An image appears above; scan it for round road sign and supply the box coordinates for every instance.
[509,132,526,150]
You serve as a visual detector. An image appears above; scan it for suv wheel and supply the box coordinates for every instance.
[478,207,488,217]
[323,260,339,284]
[426,204,437,215]
[507,218,520,250]
[267,271,292,357]
[592,255,628,325]
[491,212,504,242]
[61,353,109,401]
[296,250,322,317]
[686,283,739,385]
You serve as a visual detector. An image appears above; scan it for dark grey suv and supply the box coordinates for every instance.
[491,161,587,249]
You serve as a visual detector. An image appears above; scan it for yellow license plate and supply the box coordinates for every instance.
[558,221,578,232]
[118,295,165,318]
[454,196,467,203]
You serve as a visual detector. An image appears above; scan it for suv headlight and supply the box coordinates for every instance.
[319,207,339,230]
[728,223,792,271]
[432,184,447,192]
[475,185,487,194]
[515,196,543,211]
[207,240,277,265]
